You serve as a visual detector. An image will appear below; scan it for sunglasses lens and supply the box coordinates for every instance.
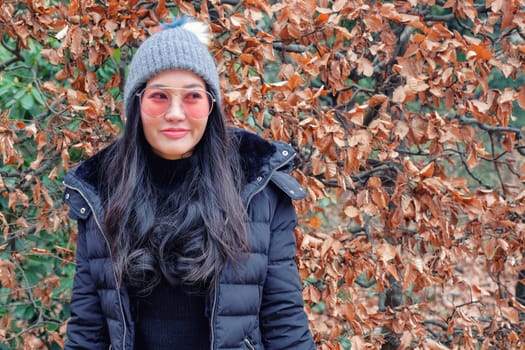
[140,88,213,119]
[141,88,170,117]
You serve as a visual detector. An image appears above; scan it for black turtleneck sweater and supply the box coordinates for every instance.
[130,150,210,350]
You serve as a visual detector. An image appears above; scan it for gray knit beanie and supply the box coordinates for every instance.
[123,19,220,115]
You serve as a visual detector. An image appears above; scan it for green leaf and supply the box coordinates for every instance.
[339,337,351,350]
[46,323,59,331]
[23,305,36,319]
[20,92,35,111]
[31,87,46,106]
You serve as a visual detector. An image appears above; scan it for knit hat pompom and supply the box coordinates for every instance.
[161,17,212,46]
[123,16,220,115]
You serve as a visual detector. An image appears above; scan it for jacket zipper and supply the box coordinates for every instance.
[212,150,293,350]
[210,279,218,350]
[244,151,295,206]
[244,337,255,350]
[233,153,295,350]
[64,183,128,350]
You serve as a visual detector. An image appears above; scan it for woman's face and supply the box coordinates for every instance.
[140,69,211,160]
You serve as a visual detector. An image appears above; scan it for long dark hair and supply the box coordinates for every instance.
[99,88,248,294]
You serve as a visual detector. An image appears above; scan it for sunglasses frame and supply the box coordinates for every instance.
[136,86,216,119]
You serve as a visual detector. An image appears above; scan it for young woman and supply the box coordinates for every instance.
[63,17,315,350]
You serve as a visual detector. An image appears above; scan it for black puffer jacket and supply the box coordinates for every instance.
[63,129,316,350]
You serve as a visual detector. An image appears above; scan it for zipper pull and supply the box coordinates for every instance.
[244,337,255,350]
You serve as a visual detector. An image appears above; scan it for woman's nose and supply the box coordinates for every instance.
[164,97,185,120]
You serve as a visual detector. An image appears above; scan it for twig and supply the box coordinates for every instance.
[446,300,484,324]
[352,162,402,180]
[455,144,492,189]
[227,0,244,15]
[12,259,40,320]
[489,133,507,195]
[424,319,448,330]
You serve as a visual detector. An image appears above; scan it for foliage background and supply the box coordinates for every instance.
[1,0,525,349]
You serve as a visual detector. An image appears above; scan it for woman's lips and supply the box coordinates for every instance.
[160,128,189,139]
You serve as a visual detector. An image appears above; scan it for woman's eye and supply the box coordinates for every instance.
[145,90,169,101]
[152,92,169,100]
[184,91,204,102]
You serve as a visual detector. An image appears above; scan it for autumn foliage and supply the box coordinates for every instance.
[1,0,525,349]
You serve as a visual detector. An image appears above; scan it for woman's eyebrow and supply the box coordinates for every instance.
[146,83,206,89]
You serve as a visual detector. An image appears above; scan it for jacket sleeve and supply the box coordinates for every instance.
[64,218,110,350]
[259,185,316,350]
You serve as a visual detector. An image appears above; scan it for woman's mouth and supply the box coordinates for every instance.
[160,128,189,139]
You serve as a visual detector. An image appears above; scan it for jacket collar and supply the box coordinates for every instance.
[66,128,288,185]
[64,128,303,211]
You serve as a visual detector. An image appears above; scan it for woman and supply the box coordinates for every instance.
[63,16,315,350]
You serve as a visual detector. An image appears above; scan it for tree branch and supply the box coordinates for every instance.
[273,42,310,53]
[452,115,522,137]
[0,36,23,71]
